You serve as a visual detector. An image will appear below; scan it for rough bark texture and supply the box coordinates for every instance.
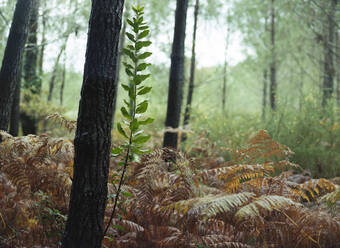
[21,0,39,135]
[0,0,34,131]
[336,31,340,108]
[163,0,189,149]
[9,75,21,136]
[182,0,199,143]
[61,0,124,247]
[269,0,277,111]
[322,0,337,107]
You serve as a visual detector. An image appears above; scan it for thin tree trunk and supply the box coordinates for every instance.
[181,0,199,143]
[9,73,21,136]
[60,50,66,106]
[222,13,230,114]
[336,31,340,108]
[299,66,304,111]
[61,0,124,247]
[269,0,277,110]
[48,38,68,102]
[163,0,189,149]
[39,1,47,79]
[21,0,39,135]
[322,0,337,107]
[262,69,268,120]
[0,0,34,131]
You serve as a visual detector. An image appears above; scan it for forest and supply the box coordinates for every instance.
[0,0,339,247]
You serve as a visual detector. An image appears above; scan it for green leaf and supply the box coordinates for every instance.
[125,32,135,42]
[123,48,136,62]
[133,134,151,144]
[138,52,152,60]
[132,147,151,155]
[117,122,128,138]
[140,25,148,30]
[137,63,151,71]
[137,86,152,95]
[112,224,125,231]
[135,74,150,85]
[121,191,133,197]
[123,62,134,70]
[121,107,131,119]
[121,84,130,92]
[130,119,139,132]
[139,117,154,125]
[136,41,152,50]
[126,19,134,28]
[138,30,149,39]
[136,100,148,113]
[111,147,122,156]
[124,99,131,108]
[125,68,134,77]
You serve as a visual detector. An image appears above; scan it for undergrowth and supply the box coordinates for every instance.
[0,129,339,247]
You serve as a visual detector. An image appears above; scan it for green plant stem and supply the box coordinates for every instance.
[103,20,140,237]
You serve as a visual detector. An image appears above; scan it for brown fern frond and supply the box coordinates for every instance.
[319,185,340,205]
[1,159,31,194]
[235,195,302,221]
[298,178,336,201]
[46,113,76,133]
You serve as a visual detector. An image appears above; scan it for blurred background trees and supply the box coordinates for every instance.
[0,0,339,177]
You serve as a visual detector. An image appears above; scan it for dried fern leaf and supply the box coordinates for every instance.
[235,195,302,221]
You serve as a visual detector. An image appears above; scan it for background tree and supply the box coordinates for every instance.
[61,0,124,247]
[163,0,189,149]
[0,0,34,132]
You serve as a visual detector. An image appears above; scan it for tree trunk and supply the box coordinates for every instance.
[48,38,68,102]
[222,13,230,114]
[269,0,277,111]
[39,0,47,78]
[163,0,189,149]
[0,0,34,131]
[181,0,199,143]
[61,0,124,247]
[262,69,268,120]
[60,50,66,106]
[336,30,340,108]
[9,74,21,136]
[21,0,39,135]
[322,0,337,107]
[112,9,127,124]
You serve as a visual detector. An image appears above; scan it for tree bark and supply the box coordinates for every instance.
[39,0,47,78]
[262,69,268,120]
[9,74,21,136]
[322,0,337,107]
[0,0,34,131]
[61,0,124,247]
[181,0,199,143]
[21,0,39,135]
[163,0,189,149]
[269,0,277,111]
[336,30,340,108]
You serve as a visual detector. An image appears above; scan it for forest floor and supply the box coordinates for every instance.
[0,129,339,248]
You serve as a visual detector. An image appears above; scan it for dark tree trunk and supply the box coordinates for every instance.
[262,69,268,120]
[60,51,66,106]
[269,0,277,110]
[48,39,68,102]
[336,31,340,108]
[0,0,34,131]
[163,0,189,149]
[9,74,21,136]
[322,0,337,107]
[61,0,124,247]
[21,0,39,135]
[112,11,127,124]
[181,0,199,143]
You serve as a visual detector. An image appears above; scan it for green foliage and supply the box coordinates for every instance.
[104,4,153,236]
